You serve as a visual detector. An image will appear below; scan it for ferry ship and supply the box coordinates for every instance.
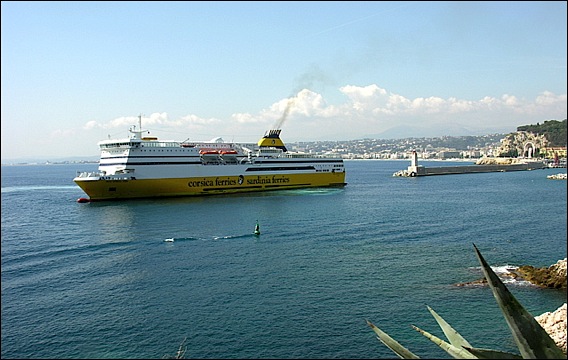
[74,116,346,201]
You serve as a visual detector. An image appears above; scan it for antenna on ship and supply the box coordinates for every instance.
[129,113,145,140]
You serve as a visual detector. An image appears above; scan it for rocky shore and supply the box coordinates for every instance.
[522,258,567,354]
[516,258,567,289]
[455,258,567,289]
[547,172,567,180]
[535,303,567,354]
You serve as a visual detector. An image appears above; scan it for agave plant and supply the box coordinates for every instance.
[366,243,566,359]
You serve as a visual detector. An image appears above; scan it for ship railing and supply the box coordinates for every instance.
[75,171,136,181]
[75,171,104,178]
[283,153,342,159]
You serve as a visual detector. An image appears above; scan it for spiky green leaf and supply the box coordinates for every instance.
[463,346,522,359]
[366,320,420,359]
[472,244,566,359]
[427,306,473,349]
[411,325,477,359]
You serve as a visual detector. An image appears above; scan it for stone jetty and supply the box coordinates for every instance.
[393,151,546,177]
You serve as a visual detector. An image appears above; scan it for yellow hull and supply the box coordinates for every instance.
[75,172,346,201]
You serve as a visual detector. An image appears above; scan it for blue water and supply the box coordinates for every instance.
[1,161,566,359]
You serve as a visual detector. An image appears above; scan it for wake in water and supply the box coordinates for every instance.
[1,185,78,193]
[213,234,257,240]
[163,236,202,242]
[164,233,258,243]
[276,188,343,196]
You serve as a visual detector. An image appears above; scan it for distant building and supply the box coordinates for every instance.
[461,150,481,158]
[541,146,567,159]
[437,151,461,159]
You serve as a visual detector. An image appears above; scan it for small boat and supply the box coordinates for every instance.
[254,221,261,236]
[164,238,174,242]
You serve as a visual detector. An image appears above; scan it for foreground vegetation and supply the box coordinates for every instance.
[367,244,566,359]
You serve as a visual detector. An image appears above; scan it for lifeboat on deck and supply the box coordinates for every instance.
[199,149,219,155]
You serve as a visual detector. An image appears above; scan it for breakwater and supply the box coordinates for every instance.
[393,151,546,177]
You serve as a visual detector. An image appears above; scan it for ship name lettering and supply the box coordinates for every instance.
[246,175,290,185]
[215,177,237,186]
[271,175,290,183]
[187,179,214,187]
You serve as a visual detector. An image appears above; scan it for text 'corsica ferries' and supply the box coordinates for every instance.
[74,116,346,201]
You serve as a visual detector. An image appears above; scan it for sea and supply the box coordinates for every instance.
[1,160,566,359]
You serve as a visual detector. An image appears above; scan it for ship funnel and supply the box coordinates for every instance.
[258,129,287,152]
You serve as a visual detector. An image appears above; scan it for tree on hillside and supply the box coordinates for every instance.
[517,119,567,146]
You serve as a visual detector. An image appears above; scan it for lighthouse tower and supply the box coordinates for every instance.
[407,150,424,177]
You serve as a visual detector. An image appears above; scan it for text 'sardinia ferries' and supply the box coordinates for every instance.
[74,116,346,201]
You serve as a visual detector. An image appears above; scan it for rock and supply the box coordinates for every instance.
[547,173,567,180]
[535,303,567,354]
[516,258,567,289]
[455,259,567,289]
[455,278,487,287]
[454,258,567,353]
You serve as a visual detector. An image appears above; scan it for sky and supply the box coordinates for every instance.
[1,1,567,161]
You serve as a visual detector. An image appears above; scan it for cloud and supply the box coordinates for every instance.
[535,91,567,106]
[82,115,139,130]
[10,85,564,160]
[83,120,98,130]
[79,85,567,141]
[178,114,221,127]
[232,112,264,124]
[332,85,564,118]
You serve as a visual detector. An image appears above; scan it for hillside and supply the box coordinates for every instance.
[517,119,567,146]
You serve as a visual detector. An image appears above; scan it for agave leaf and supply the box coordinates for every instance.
[427,306,473,349]
[472,244,566,359]
[463,346,522,359]
[411,325,477,359]
[366,320,420,359]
